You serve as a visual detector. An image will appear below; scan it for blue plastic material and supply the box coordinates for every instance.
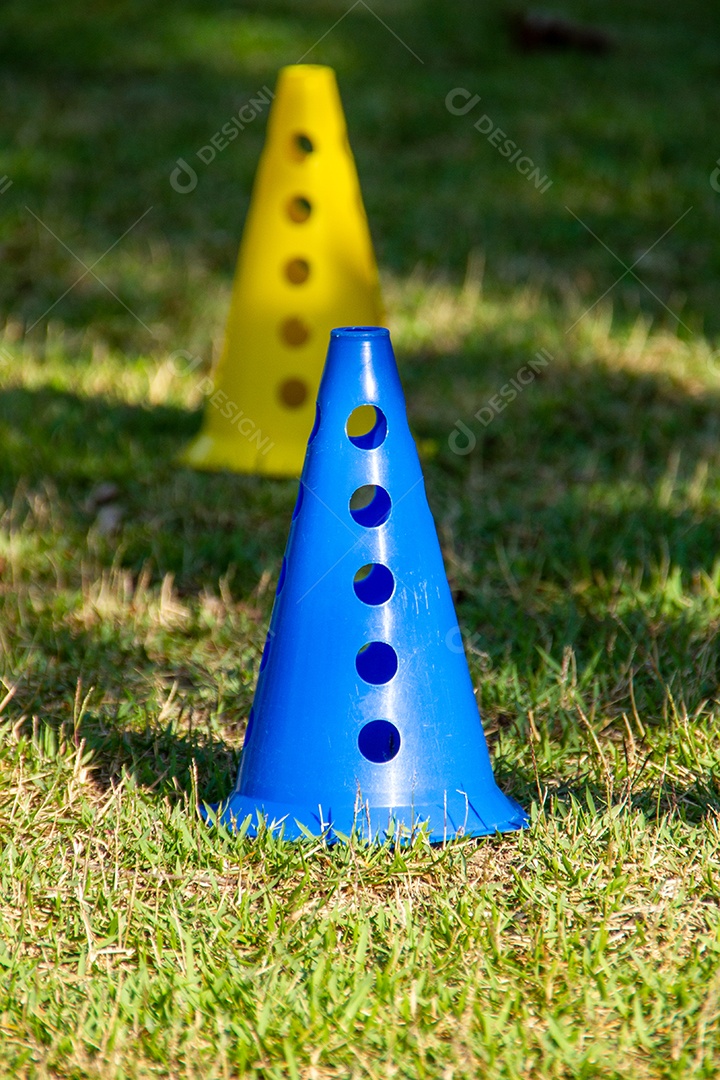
[206,326,528,842]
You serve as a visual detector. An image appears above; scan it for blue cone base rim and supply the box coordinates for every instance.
[201,791,529,844]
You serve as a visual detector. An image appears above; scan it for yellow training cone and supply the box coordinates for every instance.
[181,64,384,476]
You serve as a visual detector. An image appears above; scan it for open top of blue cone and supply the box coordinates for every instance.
[205,326,528,842]
[332,326,389,334]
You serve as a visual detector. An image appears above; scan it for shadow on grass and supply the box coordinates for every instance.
[3,354,720,585]
[8,617,243,804]
[84,720,237,806]
[15,709,238,807]
[3,350,720,636]
[78,715,237,806]
[0,384,297,593]
[526,771,720,827]
[4,0,720,818]
[4,351,720,811]
[1,0,718,343]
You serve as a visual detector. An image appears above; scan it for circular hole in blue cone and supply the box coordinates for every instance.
[292,483,304,520]
[346,405,387,449]
[356,641,398,684]
[277,557,287,593]
[353,563,394,605]
[308,403,321,443]
[358,720,401,763]
[259,636,272,672]
[333,327,389,338]
[349,485,391,528]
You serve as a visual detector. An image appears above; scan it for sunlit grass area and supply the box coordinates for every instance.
[3,0,720,1076]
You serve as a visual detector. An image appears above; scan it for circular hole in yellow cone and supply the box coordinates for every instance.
[287,196,312,222]
[291,133,315,159]
[281,317,310,347]
[278,378,309,408]
[285,258,310,284]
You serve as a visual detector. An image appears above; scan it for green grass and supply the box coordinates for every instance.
[3,0,720,1076]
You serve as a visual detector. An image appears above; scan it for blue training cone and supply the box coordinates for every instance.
[207,326,528,842]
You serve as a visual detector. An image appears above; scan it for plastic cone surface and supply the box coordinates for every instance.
[206,327,528,842]
[181,65,383,477]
